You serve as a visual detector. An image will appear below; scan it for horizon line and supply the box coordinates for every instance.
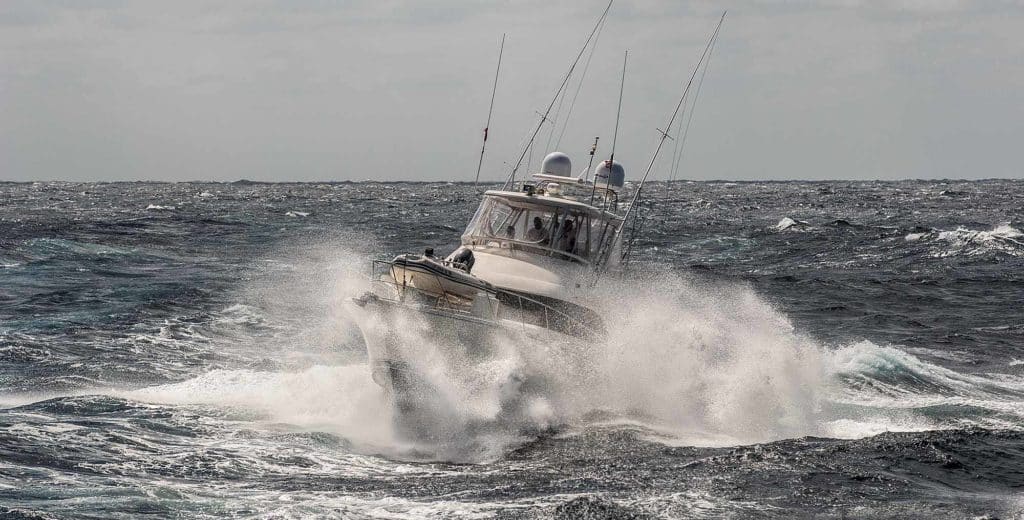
[2,177,1023,185]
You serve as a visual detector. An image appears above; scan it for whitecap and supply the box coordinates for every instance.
[905,222,1024,257]
[935,223,1024,256]
[773,217,811,232]
[145,204,175,211]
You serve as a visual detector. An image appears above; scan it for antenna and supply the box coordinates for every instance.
[592,50,628,206]
[584,136,599,182]
[503,0,614,190]
[609,49,627,167]
[474,33,505,189]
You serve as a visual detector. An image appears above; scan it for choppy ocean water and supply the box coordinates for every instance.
[1,179,1023,519]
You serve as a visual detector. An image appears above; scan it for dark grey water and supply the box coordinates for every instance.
[1,180,1023,518]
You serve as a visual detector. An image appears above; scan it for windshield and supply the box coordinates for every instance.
[462,195,619,263]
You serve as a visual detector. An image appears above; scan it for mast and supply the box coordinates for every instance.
[474,33,505,189]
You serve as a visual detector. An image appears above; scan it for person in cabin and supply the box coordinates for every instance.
[505,224,516,239]
[560,219,577,255]
[525,216,549,245]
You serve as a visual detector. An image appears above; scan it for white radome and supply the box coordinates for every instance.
[541,152,572,177]
[594,159,625,188]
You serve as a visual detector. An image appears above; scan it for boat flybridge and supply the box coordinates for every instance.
[350,152,628,396]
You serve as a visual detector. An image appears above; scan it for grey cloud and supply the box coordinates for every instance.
[1,1,1021,181]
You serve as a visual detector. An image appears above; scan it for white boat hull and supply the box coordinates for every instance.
[347,292,588,412]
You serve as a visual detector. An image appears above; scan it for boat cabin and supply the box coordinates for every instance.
[447,154,629,299]
[461,184,623,266]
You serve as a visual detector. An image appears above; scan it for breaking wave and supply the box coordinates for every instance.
[905,222,1024,257]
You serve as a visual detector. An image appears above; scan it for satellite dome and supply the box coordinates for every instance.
[541,152,572,177]
[594,159,625,188]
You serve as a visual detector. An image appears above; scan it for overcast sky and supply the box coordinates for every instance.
[2,1,1022,182]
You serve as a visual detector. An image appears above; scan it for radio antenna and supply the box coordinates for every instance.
[592,50,627,206]
[609,49,627,167]
[474,33,505,189]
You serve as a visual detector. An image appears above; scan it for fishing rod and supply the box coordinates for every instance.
[503,0,614,190]
[599,11,726,268]
[474,33,505,190]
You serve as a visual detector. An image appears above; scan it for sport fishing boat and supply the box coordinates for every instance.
[348,5,726,411]
[350,153,627,404]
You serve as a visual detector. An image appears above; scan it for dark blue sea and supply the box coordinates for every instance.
[1,179,1023,518]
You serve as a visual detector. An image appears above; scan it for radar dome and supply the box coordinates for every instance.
[594,159,625,188]
[541,152,572,177]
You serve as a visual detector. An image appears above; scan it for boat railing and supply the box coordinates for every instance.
[367,259,602,340]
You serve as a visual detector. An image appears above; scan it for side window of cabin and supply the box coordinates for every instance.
[484,201,513,238]
[506,208,525,240]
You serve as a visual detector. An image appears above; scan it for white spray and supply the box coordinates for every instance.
[120,241,1014,462]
